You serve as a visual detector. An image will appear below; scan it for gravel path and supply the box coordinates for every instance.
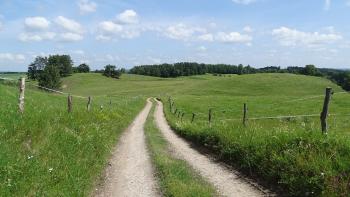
[154,99,266,197]
[95,99,159,197]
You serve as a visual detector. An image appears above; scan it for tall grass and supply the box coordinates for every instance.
[163,100,350,196]
[0,84,144,196]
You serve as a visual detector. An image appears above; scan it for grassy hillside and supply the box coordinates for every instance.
[2,72,350,196]
[0,83,144,196]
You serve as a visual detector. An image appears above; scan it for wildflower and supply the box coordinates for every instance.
[49,168,53,173]
[27,155,34,160]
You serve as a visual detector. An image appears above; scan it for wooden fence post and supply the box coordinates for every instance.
[68,95,73,113]
[18,77,25,113]
[320,87,332,134]
[208,108,212,125]
[243,103,247,126]
[191,113,196,123]
[87,96,92,111]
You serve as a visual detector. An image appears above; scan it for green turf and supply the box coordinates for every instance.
[2,72,350,196]
[0,83,144,196]
[145,100,216,197]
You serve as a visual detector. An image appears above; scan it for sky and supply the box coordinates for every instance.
[0,0,350,71]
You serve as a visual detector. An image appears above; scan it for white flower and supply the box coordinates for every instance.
[27,155,34,160]
[49,168,53,172]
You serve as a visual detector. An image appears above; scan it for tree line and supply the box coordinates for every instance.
[27,55,123,89]
[129,62,350,91]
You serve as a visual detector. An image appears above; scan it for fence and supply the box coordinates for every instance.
[167,87,350,134]
[0,77,129,114]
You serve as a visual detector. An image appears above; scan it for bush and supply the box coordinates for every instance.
[38,64,61,89]
[103,65,122,79]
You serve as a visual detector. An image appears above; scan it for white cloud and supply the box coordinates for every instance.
[0,21,3,31]
[117,9,139,24]
[99,21,123,34]
[78,0,97,14]
[59,32,83,42]
[24,17,50,30]
[55,16,84,34]
[272,26,342,47]
[216,32,252,43]
[243,26,253,33]
[324,0,331,10]
[0,53,26,62]
[198,33,214,42]
[19,32,56,42]
[165,23,206,40]
[232,0,257,5]
[96,34,112,41]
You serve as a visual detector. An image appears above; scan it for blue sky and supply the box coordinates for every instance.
[0,0,350,71]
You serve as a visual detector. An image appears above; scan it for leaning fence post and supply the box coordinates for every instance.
[181,112,185,122]
[87,96,92,111]
[68,94,73,113]
[320,87,332,134]
[208,108,212,126]
[191,113,196,123]
[18,77,25,113]
[243,103,248,126]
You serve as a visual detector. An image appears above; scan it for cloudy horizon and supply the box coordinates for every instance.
[1,0,350,71]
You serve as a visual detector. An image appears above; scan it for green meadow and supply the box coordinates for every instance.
[1,72,350,196]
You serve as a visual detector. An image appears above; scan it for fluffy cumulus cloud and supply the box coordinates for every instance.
[0,53,26,62]
[216,32,252,43]
[117,9,139,24]
[55,16,84,34]
[19,16,84,42]
[19,32,56,42]
[272,26,342,47]
[24,16,50,30]
[165,23,206,40]
[99,21,123,34]
[60,32,83,42]
[198,33,214,42]
[78,0,97,14]
[96,10,142,40]
[232,0,257,5]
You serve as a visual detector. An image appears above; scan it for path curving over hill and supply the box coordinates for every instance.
[95,99,159,197]
[154,99,267,197]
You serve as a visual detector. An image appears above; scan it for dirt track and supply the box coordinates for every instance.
[95,99,159,197]
[154,99,266,197]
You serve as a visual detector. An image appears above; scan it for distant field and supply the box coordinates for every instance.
[61,73,350,196]
[0,73,26,80]
[2,73,350,196]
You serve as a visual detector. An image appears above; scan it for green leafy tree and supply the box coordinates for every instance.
[303,65,319,76]
[47,55,73,77]
[77,63,90,73]
[27,56,47,80]
[103,65,122,79]
[38,64,61,89]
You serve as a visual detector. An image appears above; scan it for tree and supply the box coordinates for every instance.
[103,65,122,79]
[27,56,47,80]
[303,65,318,76]
[38,64,61,89]
[47,55,73,77]
[77,63,90,73]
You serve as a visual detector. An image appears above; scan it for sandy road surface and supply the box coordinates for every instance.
[154,99,267,197]
[95,99,159,197]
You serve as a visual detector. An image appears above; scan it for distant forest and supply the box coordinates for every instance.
[129,62,350,91]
